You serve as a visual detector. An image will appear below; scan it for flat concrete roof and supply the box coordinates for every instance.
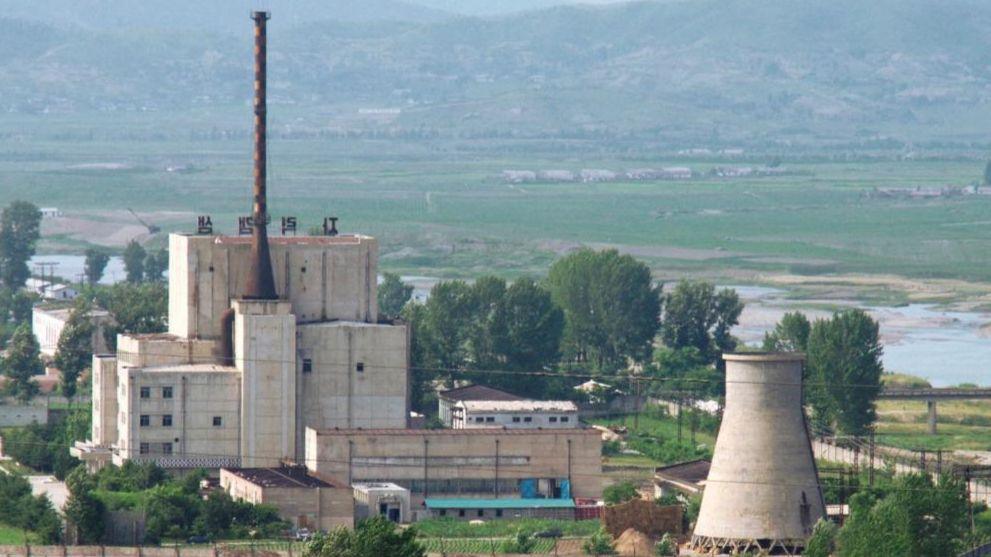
[211,235,369,246]
[223,467,335,489]
[140,364,237,374]
[459,400,578,413]
[723,352,805,362]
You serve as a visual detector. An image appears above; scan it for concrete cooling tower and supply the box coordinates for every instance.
[690,353,825,556]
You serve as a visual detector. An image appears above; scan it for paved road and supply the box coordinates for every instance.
[27,476,69,511]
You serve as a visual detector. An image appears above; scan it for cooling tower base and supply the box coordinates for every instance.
[689,534,806,556]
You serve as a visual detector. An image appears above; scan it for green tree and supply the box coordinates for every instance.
[603,481,639,505]
[477,277,564,395]
[83,249,111,285]
[54,302,95,402]
[123,240,146,283]
[806,309,883,435]
[420,280,476,374]
[805,518,838,557]
[582,527,616,555]
[400,302,433,413]
[660,280,743,365]
[3,323,41,402]
[11,290,34,323]
[500,529,537,554]
[64,467,105,544]
[655,533,677,556]
[0,201,41,289]
[143,249,168,282]
[465,276,507,371]
[95,282,168,337]
[305,516,425,557]
[378,272,414,317]
[144,484,201,544]
[547,249,661,370]
[836,475,967,557]
[762,311,811,352]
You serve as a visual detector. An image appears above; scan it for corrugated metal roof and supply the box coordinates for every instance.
[458,400,578,413]
[438,385,525,402]
[425,498,575,509]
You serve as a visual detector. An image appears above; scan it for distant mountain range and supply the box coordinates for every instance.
[3,0,991,144]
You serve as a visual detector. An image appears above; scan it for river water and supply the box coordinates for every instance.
[731,285,991,387]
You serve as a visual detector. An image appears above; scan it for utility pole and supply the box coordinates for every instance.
[868,428,875,488]
[34,261,58,298]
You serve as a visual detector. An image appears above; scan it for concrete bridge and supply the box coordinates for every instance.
[879,387,991,434]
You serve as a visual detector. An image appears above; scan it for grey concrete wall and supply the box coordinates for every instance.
[235,300,296,467]
[169,234,379,340]
[0,399,47,427]
[296,322,408,456]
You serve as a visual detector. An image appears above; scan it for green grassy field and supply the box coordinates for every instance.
[876,399,991,451]
[0,524,32,545]
[414,518,601,538]
[4,111,991,288]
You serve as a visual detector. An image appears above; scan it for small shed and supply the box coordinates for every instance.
[353,482,411,524]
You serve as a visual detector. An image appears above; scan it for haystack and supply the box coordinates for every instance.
[614,528,654,556]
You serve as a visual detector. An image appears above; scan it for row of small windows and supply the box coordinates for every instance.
[139,386,173,399]
[301,360,365,374]
[438,509,503,518]
[139,442,173,455]
[139,415,223,427]
[472,415,570,424]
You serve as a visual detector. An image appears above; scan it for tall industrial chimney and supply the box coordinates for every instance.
[244,10,277,300]
[690,353,825,556]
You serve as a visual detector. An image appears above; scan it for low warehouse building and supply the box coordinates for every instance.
[305,427,602,515]
[451,400,579,429]
[220,466,353,531]
[437,385,524,427]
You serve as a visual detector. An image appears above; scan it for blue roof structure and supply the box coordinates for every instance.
[424,498,575,509]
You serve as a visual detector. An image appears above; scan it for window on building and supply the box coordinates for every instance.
[485,417,495,423]
[439,510,446,517]
[140,387,150,399]
[512,417,521,423]
[162,414,173,427]
[477,509,484,517]
[496,509,503,518]
[561,416,569,423]
[549,416,558,423]
[458,509,465,518]
[162,442,173,455]
[139,415,150,427]
[523,417,532,423]
[475,417,484,423]
[302,359,312,374]
[139,443,149,455]
[356,362,365,373]
[162,387,173,399]
[213,416,223,427]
